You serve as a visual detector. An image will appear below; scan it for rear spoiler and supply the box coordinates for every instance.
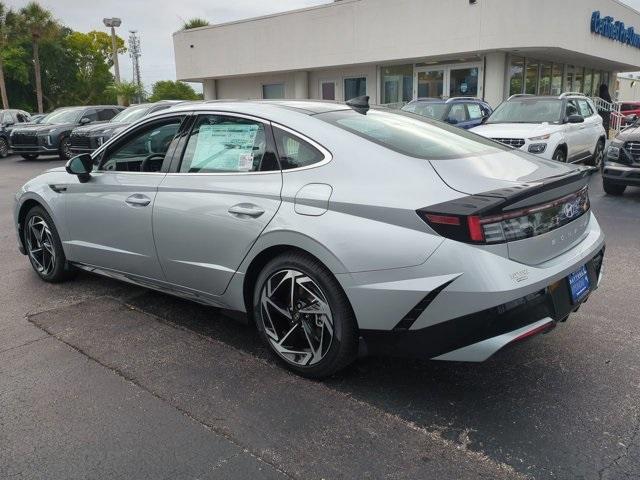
[424,167,593,217]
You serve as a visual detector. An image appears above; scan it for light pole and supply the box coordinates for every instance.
[103,17,123,105]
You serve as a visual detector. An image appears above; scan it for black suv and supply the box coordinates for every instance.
[10,105,122,160]
[70,101,183,155]
[602,122,640,195]
[0,109,32,158]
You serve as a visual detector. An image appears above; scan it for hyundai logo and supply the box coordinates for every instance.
[563,200,580,219]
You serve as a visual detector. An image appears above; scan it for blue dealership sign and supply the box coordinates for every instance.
[591,11,640,48]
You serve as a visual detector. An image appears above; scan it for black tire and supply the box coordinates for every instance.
[552,147,566,163]
[23,205,77,283]
[59,135,72,161]
[252,252,359,379]
[0,136,9,158]
[21,153,39,161]
[602,180,626,196]
[587,139,605,167]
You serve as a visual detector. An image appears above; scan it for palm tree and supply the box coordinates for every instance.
[106,81,144,107]
[0,2,14,109]
[182,18,209,30]
[19,2,57,113]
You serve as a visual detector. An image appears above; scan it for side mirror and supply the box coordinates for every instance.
[481,115,490,124]
[80,117,91,124]
[65,153,93,182]
[567,114,584,124]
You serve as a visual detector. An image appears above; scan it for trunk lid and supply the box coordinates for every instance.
[428,152,593,266]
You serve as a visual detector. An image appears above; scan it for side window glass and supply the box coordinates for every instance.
[81,109,98,123]
[566,100,580,117]
[578,100,593,117]
[179,115,277,173]
[273,126,325,170]
[447,104,468,123]
[16,113,28,123]
[99,118,182,172]
[2,112,12,124]
[98,109,117,121]
[467,103,483,120]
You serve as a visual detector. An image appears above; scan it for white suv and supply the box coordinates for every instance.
[471,93,606,167]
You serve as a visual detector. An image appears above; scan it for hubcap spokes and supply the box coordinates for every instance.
[26,216,56,275]
[260,269,334,366]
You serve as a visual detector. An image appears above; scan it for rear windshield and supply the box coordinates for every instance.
[487,98,563,124]
[315,108,508,159]
[112,105,151,123]
[401,102,447,120]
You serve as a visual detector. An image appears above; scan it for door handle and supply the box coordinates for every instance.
[125,194,151,207]
[228,204,265,218]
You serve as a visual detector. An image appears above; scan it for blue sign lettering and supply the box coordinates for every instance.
[591,11,640,49]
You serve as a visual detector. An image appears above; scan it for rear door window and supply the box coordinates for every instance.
[447,104,468,123]
[179,114,278,173]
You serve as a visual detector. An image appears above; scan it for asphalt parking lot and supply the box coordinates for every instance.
[1,154,639,480]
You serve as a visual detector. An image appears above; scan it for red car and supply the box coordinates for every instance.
[612,101,640,129]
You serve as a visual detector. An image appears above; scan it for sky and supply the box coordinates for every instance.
[4,0,640,92]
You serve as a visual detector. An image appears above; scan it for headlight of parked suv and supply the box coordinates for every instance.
[607,145,620,160]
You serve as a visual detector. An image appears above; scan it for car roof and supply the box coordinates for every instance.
[162,99,352,117]
[407,97,487,104]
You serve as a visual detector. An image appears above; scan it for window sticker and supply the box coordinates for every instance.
[189,122,259,171]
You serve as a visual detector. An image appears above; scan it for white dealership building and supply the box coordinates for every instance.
[173,0,640,107]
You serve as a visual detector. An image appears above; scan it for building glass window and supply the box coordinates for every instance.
[574,67,584,93]
[417,70,444,98]
[509,56,524,96]
[380,64,413,104]
[344,77,367,101]
[583,69,593,96]
[262,83,285,99]
[602,72,610,87]
[592,71,601,94]
[551,64,563,96]
[525,59,538,94]
[539,62,552,95]
[321,81,336,101]
[565,66,575,92]
[449,67,478,98]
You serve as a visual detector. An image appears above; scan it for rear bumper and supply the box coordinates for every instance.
[359,247,604,360]
[602,163,640,186]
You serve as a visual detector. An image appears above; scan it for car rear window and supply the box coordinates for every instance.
[315,108,507,160]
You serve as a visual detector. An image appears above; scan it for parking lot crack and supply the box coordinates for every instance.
[598,411,640,480]
[0,335,51,355]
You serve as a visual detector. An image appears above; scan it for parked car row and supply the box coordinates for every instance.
[3,101,184,161]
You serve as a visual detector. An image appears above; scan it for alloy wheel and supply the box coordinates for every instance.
[260,269,334,366]
[25,215,57,276]
[0,137,8,157]
[594,142,604,168]
[61,138,72,160]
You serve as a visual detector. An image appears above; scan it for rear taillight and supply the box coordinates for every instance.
[418,186,590,245]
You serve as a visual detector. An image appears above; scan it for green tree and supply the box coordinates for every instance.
[0,2,18,108]
[106,81,144,107]
[64,30,125,105]
[148,80,200,102]
[18,2,58,113]
[182,18,209,30]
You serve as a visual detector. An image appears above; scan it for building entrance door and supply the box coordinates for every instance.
[414,63,482,99]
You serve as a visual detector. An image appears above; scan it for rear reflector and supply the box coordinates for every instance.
[510,321,555,344]
[424,214,461,226]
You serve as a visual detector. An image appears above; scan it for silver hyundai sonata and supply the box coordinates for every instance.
[13,99,605,378]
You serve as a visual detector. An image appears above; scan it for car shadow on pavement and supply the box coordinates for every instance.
[124,285,639,480]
